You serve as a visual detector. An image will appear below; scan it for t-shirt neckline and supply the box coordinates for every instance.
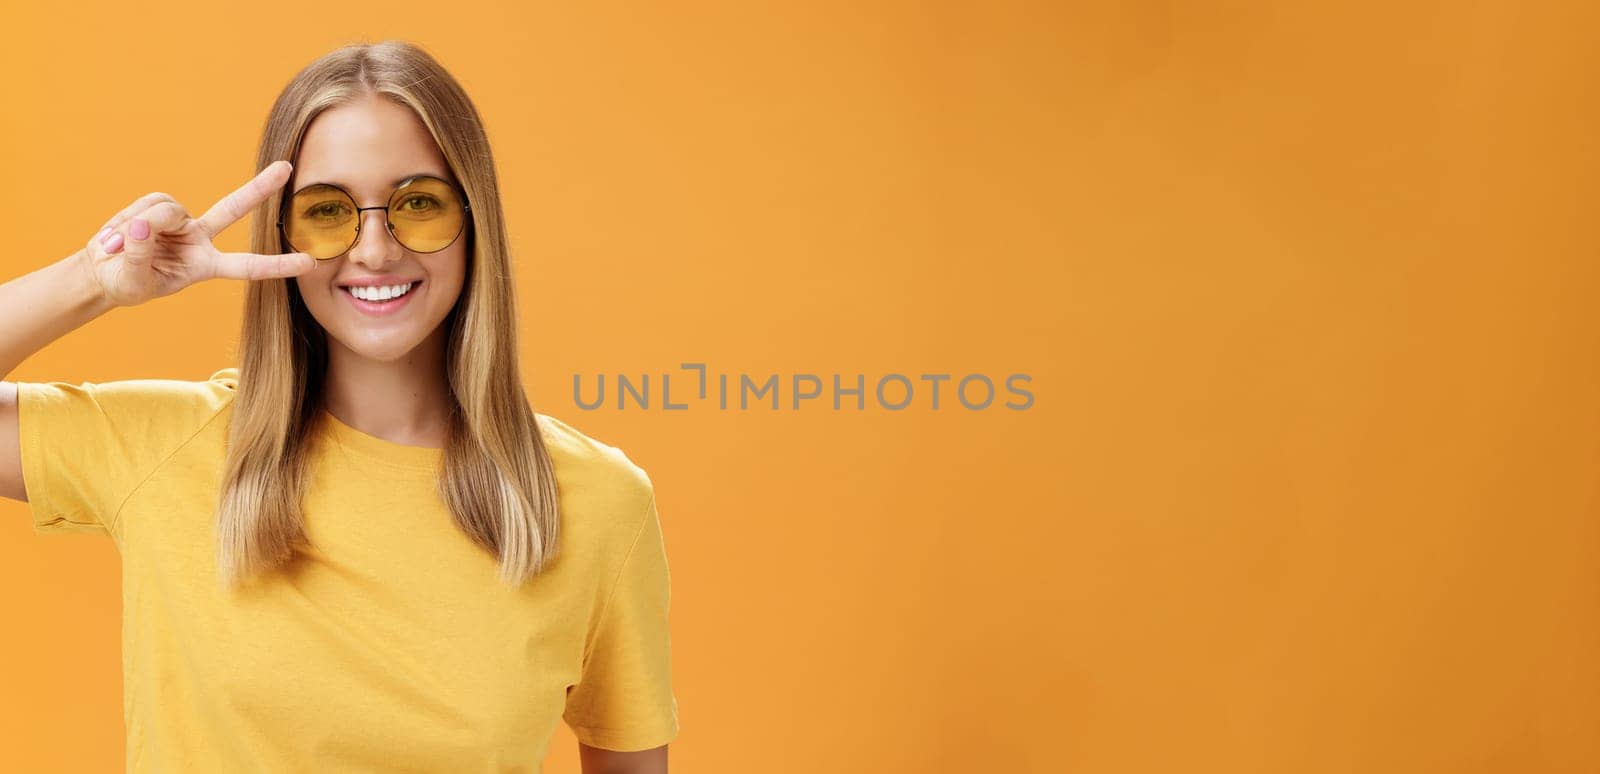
[316,408,442,471]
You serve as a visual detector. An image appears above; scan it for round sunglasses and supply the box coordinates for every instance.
[278,175,471,261]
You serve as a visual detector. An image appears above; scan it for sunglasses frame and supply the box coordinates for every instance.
[277,173,472,261]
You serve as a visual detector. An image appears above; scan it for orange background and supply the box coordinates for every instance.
[2,2,1597,772]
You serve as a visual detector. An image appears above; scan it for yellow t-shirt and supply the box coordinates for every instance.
[16,367,679,772]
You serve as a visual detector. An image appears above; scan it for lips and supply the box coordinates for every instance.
[343,282,417,302]
[341,280,421,316]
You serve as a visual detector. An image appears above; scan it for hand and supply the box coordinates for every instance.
[78,160,317,308]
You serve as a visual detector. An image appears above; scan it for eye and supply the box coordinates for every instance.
[398,194,442,212]
[304,200,352,220]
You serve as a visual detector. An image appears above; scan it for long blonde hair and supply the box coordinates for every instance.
[216,40,559,589]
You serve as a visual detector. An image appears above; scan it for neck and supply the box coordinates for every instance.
[320,325,451,449]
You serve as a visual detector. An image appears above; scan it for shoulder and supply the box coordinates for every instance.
[535,412,655,515]
[12,367,242,535]
[17,366,238,433]
[101,366,239,408]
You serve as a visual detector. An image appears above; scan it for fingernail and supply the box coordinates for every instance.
[104,232,125,253]
[95,227,111,243]
[130,218,151,241]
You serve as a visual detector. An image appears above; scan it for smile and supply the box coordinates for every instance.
[341,281,421,316]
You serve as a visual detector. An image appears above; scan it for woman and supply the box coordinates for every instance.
[0,40,677,773]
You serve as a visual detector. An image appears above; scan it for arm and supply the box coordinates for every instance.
[0,162,317,504]
[0,250,114,379]
[0,250,115,501]
[579,742,668,774]
[564,494,679,766]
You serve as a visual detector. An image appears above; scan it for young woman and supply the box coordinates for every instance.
[0,40,676,773]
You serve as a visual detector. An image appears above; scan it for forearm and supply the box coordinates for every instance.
[578,743,668,774]
[0,249,116,378]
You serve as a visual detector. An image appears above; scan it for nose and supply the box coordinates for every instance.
[345,208,402,269]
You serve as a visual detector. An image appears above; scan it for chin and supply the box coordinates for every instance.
[336,331,429,363]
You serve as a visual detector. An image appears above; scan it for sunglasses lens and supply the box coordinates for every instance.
[284,185,357,260]
[389,177,467,253]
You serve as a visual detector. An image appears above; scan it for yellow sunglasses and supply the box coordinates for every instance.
[278,174,471,261]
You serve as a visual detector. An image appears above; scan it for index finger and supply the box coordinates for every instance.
[194,160,294,240]
[97,191,178,234]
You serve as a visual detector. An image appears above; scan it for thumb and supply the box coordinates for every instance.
[121,201,191,265]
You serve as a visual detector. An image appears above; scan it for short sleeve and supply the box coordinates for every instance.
[14,369,236,538]
[563,493,681,751]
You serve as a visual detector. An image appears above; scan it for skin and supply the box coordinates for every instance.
[292,92,670,772]
[579,743,669,774]
[289,91,466,448]
[0,89,667,774]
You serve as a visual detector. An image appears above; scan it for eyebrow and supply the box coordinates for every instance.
[295,172,453,191]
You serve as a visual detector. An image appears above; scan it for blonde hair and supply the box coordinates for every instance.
[216,40,559,589]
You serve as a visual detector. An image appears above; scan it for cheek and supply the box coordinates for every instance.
[428,253,469,307]
[293,269,340,320]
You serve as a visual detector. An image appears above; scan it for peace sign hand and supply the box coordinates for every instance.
[80,160,317,309]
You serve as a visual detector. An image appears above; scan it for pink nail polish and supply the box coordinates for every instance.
[104,232,125,253]
[95,227,111,243]
[100,229,118,246]
[130,218,151,241]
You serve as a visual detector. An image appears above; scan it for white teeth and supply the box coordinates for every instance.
[347,282,415,302]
